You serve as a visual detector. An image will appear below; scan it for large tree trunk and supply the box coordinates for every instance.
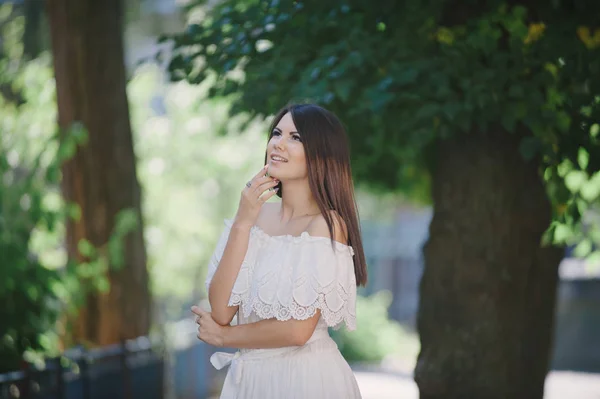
[46,0,150,346]
[415,130,563,399]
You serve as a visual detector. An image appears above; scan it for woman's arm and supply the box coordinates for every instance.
[207,223,250,326]
[223,312,321,348]
[208,167,279,326]
[193,306,320,349]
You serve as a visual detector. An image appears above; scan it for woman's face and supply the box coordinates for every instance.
[266,112,307,181]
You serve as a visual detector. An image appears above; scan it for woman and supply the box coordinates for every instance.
[192,103,367,398]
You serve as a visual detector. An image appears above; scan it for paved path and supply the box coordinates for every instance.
[354,371,418,398]
[354,370,600,399]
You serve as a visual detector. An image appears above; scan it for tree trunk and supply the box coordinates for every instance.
[46,0,150,346]
[415,130,563,399]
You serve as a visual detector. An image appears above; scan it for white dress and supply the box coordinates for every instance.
[205,219,362,399]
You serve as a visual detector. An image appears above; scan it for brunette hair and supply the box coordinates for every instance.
[263,103,368,286]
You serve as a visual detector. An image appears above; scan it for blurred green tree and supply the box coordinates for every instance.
[0,42,68,371]
[0,3,143,371]
[165,0,600,397]
[45,0,151,346]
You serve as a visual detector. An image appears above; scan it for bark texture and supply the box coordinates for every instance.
[46,0,150,345]
[415,130,563,399]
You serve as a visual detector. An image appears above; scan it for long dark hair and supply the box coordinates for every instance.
[263,103,368,286]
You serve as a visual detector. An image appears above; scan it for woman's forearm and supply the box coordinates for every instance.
[221,313,320,349]
[208,223,252,325]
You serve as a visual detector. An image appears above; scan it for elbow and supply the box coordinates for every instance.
[207,300,233,326]
[207,293,235,326]
[291,329,312,346]
[211,310,233,326]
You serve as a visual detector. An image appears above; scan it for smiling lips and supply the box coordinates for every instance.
[270,154,288,163]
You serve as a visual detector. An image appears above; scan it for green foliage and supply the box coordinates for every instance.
[0,8,63,371]
[330,291,418,363]
[0,9,141,371]
[166,0,600,261]
[0,83,137,371]
[0,126,74,372]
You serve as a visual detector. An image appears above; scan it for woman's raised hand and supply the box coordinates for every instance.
[233,165,279,229]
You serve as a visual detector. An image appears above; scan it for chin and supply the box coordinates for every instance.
[267,164,282,177]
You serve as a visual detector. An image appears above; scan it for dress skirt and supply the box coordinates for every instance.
[211,331,362,399]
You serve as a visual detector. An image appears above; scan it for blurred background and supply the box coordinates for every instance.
[1,0,599,398]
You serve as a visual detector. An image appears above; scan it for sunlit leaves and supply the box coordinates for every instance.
[524,23,546,45]
[577,26,600,50]
[166,0,600,261]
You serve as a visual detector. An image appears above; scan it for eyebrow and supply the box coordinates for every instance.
[273,127,300,135]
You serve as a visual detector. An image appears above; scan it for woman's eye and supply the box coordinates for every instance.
[292,135,302,142]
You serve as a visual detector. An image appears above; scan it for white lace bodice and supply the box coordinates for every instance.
[205,219,357,330]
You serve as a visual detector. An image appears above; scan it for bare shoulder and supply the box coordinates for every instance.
[307,210,348,244]
[256,201,280,226]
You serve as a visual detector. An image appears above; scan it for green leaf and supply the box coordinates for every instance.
[108,237,124,269]
[546,87,564,108]
[578,147,590,170]
[557,159,574,178]
[95,276,110,293]
[26,286,39,301]
[554,224,572,243]
[67,203,81,221]
[574,239,592,258]
[57,138,77,161]
[77,239,96,258]
[590,123,599,138]
[580,171,600,201]
[45,164,61,184]
[114,208,139,236]
[69,122,88,145]
[564,170,588,193]
[0,4,13,21]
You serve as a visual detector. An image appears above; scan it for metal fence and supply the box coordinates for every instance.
[0,337,164,399]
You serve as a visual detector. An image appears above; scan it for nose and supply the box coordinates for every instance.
[274,136,285,151]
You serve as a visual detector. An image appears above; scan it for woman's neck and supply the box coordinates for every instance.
[277,180,320,222]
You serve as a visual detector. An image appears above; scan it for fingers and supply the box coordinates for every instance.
[255,178,279,195]
[191,305,208,317]
[250,175,277,190]
[258,186,279,204]
[192,306,208,341]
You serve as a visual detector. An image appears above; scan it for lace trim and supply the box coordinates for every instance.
[212,219,357,331]
[228,287,357,331]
